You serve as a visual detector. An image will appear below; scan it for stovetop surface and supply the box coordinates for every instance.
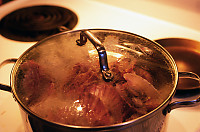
[0,0,199,132]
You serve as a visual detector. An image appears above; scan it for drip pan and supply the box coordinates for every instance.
[155,38,200,90]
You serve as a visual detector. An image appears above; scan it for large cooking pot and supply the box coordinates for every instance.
[0,29,200,132]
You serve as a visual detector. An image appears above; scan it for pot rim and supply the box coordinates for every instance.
[10,28,178,130]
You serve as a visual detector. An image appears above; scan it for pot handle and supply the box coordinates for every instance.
[0,58,17,92]
[163,72,200,114]
[178,72,200,82]
[164,96,200,114]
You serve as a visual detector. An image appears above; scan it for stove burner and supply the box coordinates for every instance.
[0,5,78,42]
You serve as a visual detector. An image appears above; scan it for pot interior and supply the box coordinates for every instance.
[11,29,178,128]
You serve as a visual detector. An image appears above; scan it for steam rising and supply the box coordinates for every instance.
[15,30,176,127]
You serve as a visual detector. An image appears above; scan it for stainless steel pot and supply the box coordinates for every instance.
[0,29,199,132]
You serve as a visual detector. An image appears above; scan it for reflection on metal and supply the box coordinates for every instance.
[76,30,114,81]
[155,38,200,90]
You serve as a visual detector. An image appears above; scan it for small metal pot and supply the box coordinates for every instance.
[0,29,199,132]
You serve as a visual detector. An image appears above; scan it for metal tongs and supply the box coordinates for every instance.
[76,30,113,81]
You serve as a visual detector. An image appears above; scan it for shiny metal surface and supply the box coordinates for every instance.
[76,30,113,81]
[8,29,178,132]
[155,38,200,90]
[0,30,199,132]
[165,96,200,114]
[0,58,17,92]
[0,0,200,131]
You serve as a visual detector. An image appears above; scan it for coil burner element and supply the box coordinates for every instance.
[0,5,78,42]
